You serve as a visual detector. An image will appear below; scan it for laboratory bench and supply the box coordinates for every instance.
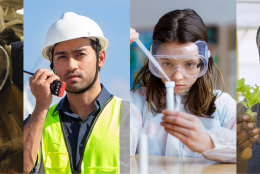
[130,155,236,174]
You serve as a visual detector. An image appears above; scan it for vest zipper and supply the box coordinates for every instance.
[78,95,114,173]
[59,113,76,173]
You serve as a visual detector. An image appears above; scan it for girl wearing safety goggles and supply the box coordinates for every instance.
[130,9,235,162]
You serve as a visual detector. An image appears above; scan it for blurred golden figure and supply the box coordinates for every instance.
[0,28,23,173]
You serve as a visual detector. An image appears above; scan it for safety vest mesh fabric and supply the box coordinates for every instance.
[41,96,121,174]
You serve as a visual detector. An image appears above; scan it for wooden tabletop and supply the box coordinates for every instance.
[131,155,236,174]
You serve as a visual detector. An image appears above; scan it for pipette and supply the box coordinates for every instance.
[134,38,171,81]
[134,37,175,174]
[134,38,175,110]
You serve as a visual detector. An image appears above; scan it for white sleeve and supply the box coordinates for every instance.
[202,92,236,163]
[130,88,146,156]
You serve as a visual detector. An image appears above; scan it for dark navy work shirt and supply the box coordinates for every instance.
[246,102,260,173]
[24,84,111,171]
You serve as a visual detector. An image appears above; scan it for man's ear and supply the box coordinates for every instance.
[98,50,105,68]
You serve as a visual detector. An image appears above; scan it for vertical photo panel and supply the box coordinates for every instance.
[130,0,236,173]
[0,0,23,173]
[23,0,130,173]
[237,1,260,173]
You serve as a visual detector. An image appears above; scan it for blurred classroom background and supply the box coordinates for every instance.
[130,0,236,99]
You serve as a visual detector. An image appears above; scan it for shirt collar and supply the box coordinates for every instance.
[53,83,111,115]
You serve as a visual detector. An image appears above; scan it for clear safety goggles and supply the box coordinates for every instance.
[149,40,211,78]
[0,45,9,91]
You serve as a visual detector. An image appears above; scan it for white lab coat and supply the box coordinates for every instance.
[130,87,236,162]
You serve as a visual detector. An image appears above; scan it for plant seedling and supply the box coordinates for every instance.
[237,78,260,124]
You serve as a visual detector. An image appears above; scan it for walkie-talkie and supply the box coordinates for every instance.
[23,70,66,97]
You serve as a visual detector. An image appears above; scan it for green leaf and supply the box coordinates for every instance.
[237,78,260,113]
[240,101,248,109]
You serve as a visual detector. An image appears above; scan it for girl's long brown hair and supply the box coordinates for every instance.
[131,9,224,117]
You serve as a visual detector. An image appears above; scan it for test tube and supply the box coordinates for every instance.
[165,81,175,111]
[139,130,148,174]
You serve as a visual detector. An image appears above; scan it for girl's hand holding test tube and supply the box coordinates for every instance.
[160,109,215,153]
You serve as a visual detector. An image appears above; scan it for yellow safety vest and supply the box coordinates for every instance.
[41,95,121,174]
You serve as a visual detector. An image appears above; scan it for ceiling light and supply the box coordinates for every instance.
[16,9,23,14]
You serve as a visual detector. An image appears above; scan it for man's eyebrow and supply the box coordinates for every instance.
[72,48,87,53]
[54,51,67,55]
[54,48,88,55]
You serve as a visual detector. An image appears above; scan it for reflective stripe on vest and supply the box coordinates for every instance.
[41,95,121,174]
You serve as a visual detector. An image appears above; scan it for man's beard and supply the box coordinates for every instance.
[62,67,98,94]
[66,75,95,93]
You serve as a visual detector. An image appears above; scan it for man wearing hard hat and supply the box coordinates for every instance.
[23,12,129,174]
[237,27,260,174]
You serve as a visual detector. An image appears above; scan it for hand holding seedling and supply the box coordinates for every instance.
[237,112,259,160]
[161,110,215,153]
[236,78,260,160]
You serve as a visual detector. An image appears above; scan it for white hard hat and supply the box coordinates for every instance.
[42,12,109,60]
